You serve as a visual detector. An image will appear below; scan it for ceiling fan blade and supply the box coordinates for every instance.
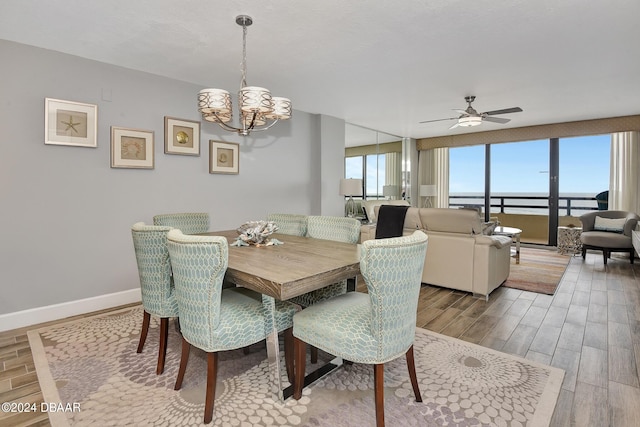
[453,109,468,115]
[483,116,510,124]
[419,117,458,124]
[448,121,460,129]
[482,107,523,116]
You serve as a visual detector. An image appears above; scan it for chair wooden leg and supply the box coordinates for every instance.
[293,336,306,400]
[174,337,191,391]
[581,247,587,260]
[630,249,635,264]
[283,328,295,384]
[374,364,385,427]
[405,346,422,402]
[137,310,151,353]
[156,318,169,375]
[204,352,218,424]
[311,346,318,364]
[603,250,608,265]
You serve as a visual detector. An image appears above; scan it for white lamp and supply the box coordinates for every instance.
[382,185,398,200]
[340,178,363,217]
[420,184,437,207]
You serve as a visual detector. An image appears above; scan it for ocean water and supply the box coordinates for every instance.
[449,192,598,216]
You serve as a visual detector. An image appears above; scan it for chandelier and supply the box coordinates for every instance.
[197,15,292,136]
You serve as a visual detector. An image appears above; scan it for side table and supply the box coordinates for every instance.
[494,226,523,264]
[558,226,582,255]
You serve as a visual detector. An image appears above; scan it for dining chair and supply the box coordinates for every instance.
[290,216,361,307]
[166,229,298,424]
[153,212,210,234]
[266,213,308,236]
[293,230,428,427]
[131,222,179,375]
[289,215,361,362]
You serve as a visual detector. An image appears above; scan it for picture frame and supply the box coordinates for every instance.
[44,98,97,147]
[209,140,239,174]
[164,116,200,156]
[110,127,154,169]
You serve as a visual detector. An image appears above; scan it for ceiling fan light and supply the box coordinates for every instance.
[264,97,292,120]
[458,116,482,127]
[198,88,232,114]
[239,86,273,113]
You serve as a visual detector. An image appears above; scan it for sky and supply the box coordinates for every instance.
[449,134,610,195]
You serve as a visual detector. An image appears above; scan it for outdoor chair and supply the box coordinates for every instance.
[595,191,609,211]
[153,212,210,234]
[131,222,179,375]
[579,210,639,265]
[166,229,298,424]
[292,230,429,427]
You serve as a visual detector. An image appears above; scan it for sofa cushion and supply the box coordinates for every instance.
[375,205,410,239]
[581,231,634,248]
[419,208,482,235]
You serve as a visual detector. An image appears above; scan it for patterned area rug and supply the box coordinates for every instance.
[29,306,564,426]
[502,247,571,295]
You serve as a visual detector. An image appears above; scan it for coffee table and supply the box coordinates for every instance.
[494,226,522,264]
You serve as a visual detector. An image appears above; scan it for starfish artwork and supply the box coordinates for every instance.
[60,116,82,134]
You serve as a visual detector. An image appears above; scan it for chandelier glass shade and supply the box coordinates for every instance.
[197,15,291,136]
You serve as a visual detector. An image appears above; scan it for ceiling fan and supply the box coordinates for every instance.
[420,96,523,129]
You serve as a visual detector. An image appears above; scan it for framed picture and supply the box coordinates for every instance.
[209,140,239,174]
[44,98,97,147]
[111,127,154,169]
[164,116,200,156]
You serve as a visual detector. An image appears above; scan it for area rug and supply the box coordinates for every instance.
[502,247,570,295]
[29,305,564,427]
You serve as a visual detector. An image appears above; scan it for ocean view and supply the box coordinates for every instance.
[449,192,599,216]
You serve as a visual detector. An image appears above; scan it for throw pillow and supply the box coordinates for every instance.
[593,216,625,233]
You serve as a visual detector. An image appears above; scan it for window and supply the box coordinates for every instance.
[449,145,485,210]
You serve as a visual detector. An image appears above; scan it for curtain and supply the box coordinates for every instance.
[609,131,640,212]
[385,152,401,188]
[418,147,449,208]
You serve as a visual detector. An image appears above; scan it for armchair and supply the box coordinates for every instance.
[579,210,640,265]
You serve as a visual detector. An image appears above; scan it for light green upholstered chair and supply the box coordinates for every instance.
[131,222,179,375]
[289,215,361,363]
[266,213,308,236]
[293,230,428,427]
[290,215,361,308]
[166,229,298,424]
[153,212,210,234]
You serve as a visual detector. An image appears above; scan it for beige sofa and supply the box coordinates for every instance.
[360,207,512,299]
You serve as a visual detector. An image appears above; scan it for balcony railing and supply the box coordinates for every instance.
[449,195,599,216]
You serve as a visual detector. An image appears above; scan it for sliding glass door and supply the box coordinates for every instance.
[449,134,610,245]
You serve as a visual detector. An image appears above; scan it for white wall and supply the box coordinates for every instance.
[0,40,345,326]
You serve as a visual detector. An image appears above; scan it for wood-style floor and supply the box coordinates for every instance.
[1,251,639,426]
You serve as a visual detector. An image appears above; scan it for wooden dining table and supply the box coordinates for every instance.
[201,230,361,402]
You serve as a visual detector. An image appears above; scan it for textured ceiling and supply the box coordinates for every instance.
[1,0,639,141]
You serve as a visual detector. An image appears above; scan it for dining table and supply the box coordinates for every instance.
[201,230,361,402]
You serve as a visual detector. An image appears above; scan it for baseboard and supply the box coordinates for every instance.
[0,288,141,332]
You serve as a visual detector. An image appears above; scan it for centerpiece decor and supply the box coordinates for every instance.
[231,220,282,247]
